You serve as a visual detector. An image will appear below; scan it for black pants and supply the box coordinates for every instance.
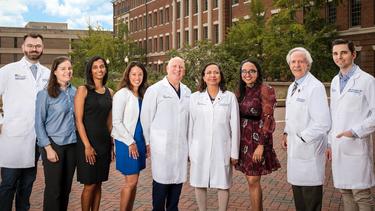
[292,185,323,211]
[152,180,183,211]
[0,145,39,211]
[41,141,76,211]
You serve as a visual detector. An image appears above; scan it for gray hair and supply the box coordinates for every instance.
[167,56,185,69]
[286,47,313,71]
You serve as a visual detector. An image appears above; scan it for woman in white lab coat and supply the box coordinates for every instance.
[189,62,240,211]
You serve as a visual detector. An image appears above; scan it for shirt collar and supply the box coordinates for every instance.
[22,56,40,68]
[295,72,308,85]
[339,64,357,81]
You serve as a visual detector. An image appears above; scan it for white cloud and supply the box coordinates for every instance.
[41,0,113,30]
[0,0,113,30]
[0,0,28,27]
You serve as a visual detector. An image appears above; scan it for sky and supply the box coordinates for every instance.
[0,0,113,30]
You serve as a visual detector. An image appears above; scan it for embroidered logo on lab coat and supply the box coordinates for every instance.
[348,89,362,94]
[296,98,306,102]
[14,74,26,80]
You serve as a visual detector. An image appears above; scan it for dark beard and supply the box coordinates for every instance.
[25,50,43,61]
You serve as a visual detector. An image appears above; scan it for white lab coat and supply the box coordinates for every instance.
[188,90,240,189]
[111,87,140,146]
[329,66,375,189]
[0,57,50,168]
[284,72,331,186]
[141,77,191,184]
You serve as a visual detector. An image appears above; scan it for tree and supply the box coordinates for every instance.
[225,0,266,63]
[70,23,143,88]
[225,0,339,82]
[167,40,239,91]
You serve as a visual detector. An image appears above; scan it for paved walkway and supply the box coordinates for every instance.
[27,108,373,210]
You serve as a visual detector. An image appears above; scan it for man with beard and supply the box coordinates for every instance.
[0,33,50,211]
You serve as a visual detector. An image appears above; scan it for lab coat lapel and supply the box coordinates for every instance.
[212,90,223,106]
[338,67,360,101]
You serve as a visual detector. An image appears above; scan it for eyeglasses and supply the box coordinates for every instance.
[25,44,43,49]
[241,69,257,75]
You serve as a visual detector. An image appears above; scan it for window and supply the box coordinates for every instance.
[130,20,133,32]
[153,11,158,26]
[165,35,170,50]
[160,10,164,24]
[143,15,147,29]
[214,24,219,43]
[148,14,152,27]
[143,40,147,52]
[165,7,170,23]
[138,17,142,29]
[13,37,17,48]
[177,2,181,19]
[203,0,208,11]
[350,0,361,26]
[232,0,239,5]
[193,28,198,44]
[327,2,336,24]
[134,18,137,31]
[194,0,198,14]
[154,38,158,52]
[203,26,208,39]
[185,0,189,17]
[177,32,181,48]
[148,39,152,53]
[213,0,218,8]
[159,37,164,52]
[185,30,189,45]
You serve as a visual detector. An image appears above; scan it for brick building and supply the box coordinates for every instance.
[112,0,375,76]
[0,22,87,68]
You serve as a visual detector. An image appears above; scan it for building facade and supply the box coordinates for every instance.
[0,22,88,68]
[113,0,375,76]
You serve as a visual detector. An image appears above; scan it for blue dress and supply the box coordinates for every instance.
[115,98,146,175]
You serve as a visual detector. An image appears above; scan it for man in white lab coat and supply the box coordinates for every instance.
[282,47,331,211]
[326,39,375,211]
[0,33,50,211]
[141,57,191,211]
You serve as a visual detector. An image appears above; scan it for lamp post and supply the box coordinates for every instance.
[124,56,129,66]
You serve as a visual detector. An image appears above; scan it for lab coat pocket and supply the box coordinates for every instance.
[189,140,199,163]
[345,91,362,112]
[339,137,367,156]
[217,101,230,124]
[150,129,168,155]
[291,134,315,160]
[3,117,32,137]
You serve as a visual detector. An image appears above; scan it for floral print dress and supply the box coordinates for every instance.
[235,84,281,176]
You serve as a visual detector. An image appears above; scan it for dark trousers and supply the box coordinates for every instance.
[152,180,183,211]
[292,185,323,211]
[0,146,39,211]
[41,141,76,211]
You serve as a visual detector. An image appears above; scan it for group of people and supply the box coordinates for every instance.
[283,42,375,211]
[0,32,373,211]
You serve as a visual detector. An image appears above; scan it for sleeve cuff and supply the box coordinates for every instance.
[37,138,51,147]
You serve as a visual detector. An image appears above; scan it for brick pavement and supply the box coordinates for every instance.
[27,107,373,210]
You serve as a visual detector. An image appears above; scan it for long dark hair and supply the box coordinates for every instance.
[237,59,263,102]
[47,56,71,98]
[117,61,148,99]
[198,62,227,92]
[85,56,108,90]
